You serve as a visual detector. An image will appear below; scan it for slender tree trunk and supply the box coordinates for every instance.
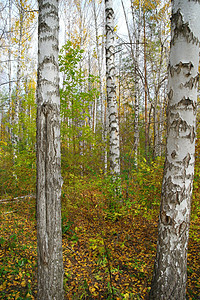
[118,48,121,130]
[0,109,3,141]
[159,86,167,156]
[105,0,120,178]
[150,1,200,299]
[36,0,64,299]
[8,0,12,142]
[93,0,104,129]
[121,0,134,58]
[133,0,141,166]
[122,0,141,166]
[78,7,84,165]
[13,0,24,153]
[104,98,108,173]
[92,95,97,134]
[153,91,159,159]
[143,11,148,159]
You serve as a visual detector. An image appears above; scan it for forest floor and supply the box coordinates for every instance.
[0,190,200,300]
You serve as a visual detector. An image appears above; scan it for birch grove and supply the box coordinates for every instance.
[0,0,200,298]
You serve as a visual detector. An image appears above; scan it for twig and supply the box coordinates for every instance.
[66,245,81,258]
[0,194,36,203]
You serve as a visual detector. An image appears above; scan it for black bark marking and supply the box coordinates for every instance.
[171,150,177,159]
[184,74,199,89]
[162,175,187,205]
[169,61,194,77]
[179,221,187,235]
[161,211,172,225]
[170,118,188,137]
[183,153,191,168]
[171,10,199,45]
[178,97,195,109]
[41,102,54,116]
[105,7,114,18]
[176,191,181,205]
[168,89,173,100]
[189,126,195,143]
[39,21,51,33]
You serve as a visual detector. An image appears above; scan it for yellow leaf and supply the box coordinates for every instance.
[0,281,7,290]
[90,287,96,293]
[26,293,32,297]
[21,280,26,287]
[123,293,130,300]
[15,292,20,299]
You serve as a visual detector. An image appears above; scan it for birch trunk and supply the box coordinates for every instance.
[93,0,104,129]
[150,1,200,299]
[8,0,12,141]
[153,91,159,159]
[105,0,120,177]
[133,0,141,166]
[36,0,64,299]
[13,0,24,151]
[143,11,148,159]
[121,0,141,166]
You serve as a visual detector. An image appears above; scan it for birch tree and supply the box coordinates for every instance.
[133,0,141,166]
[105,0,120,178]
[150,0,200,299]
[93,0,104,130]
[36,0,63,299]
[121,0,141,166]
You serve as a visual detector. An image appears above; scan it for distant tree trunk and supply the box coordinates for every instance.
[93,0,104,129]
[133,0,141,166]
[105,0,120,178]
[0,109,3,141]
[150,1,200,299]
[153,90,159,159]
[36,0,64,299]
[143,11,148,159]
[13,0,24,152]
[122,0,141,166]
[104,99,108,173]
[8,0,12,141]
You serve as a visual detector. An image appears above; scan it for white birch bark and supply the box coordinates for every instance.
[93,0,104,128]
[13,0,24,151]
[150,0,200,299]
[105,0,120,177]
[36,0,64,299]
[8,0,12,141]
[133,0,141,166]
[153,90,160,159]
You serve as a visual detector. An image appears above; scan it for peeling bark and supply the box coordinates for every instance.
[150,0,200,299]
[36,0,64,299]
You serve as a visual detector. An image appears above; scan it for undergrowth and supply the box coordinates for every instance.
[0,158,200,299]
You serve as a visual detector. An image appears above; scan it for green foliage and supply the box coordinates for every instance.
[59,41,100,175]
[89,235,105,258]
[97,174,122,208]
[0,82,36,198]
[61,216,78,242]
[73,279,92,300]
[131,156,164,208]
